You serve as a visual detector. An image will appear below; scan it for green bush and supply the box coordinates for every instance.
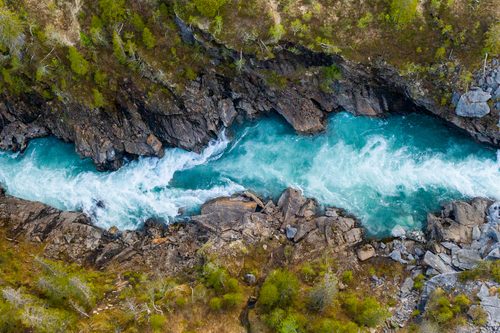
[413,274,425,290]
[307,273,338,313]
[209,297,222,311]
[341,293,389,327]
[193,0,228,18]
[389,0,418,29]
[92,89,105,108]
[202,263,229,293]
[149,314,166,332]
[342,270,354,284]
[222,293,244,309]
[313,318,360,333]
[142,27,156,49]
[357,12,373,29]
[426,288,471,324]
[484,22,499,56]
[131,13,145,32]
[269,23,285,43]
[98,0,126,24]
[258,269,299,310]
[67,47,89,76]
[0,7,25,56]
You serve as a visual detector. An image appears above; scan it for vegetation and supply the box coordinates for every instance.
[67,47,89,76]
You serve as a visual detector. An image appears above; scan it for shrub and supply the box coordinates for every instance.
[149,314,166,332]
[299,264,316,283]
[435,46,446,60]
[341,293,389,327]
[0,8,25,56]
[94,70,107,87]
[389,0,418,29]
[99,0,126,24]
[202,263,229,293]
[357,12,373,29]
[90,15,105,45]
[426,288,471,324]
[469,306,488,326]
[67,47,89,76]
[413,274,425,290]
[193,0,228,18]
[131,13,145,32]
[258,269,299,310]
[307,273,338,313]
[269,23,285,43]
[92,89,105,108]
[209,297,222,311]
[484,22,500,56]
[313,318,360,333]
[222,293,243,309]
[342,270,354,284]
[142,27,156,49]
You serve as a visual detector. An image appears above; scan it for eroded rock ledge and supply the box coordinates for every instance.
[1,20,498,170]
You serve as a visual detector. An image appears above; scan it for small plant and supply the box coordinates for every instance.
[149,314,166,332]
[307,272,338,313]
[342,270,354,284]
[98,0,126,24]
[388,0,418,29]
[269,23,285,43]
[413,274,425,290]
[357,12,373,29]
[92,89,105,108]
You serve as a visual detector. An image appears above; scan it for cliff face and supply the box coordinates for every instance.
[1,27,498,170]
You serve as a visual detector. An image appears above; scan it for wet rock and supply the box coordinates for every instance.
[423,251,455,274]
[356,244,375,261]
[391,225,406,238]
[456,88,491,117]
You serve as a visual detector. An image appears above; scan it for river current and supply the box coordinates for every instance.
[0,112,498,236]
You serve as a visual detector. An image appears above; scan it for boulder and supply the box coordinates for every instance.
[277,188,306,223]
[455,89,491,117]
[423,251,455,274]
[488,201,500,224]
[451,248,482,270]
[285,225,298,240]
[356,244,375,261]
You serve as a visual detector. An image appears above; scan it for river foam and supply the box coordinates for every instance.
[0,112,498,235]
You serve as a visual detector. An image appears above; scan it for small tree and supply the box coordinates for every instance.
[389,0,418,29]
[193,0,228,18]
[307,273,338,313]
[67,47,89,76]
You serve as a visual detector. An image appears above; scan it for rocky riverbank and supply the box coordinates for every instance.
[1,16,498,170]
[1,186,498,331]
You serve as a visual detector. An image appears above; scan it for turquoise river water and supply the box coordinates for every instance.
[0,112,499,236]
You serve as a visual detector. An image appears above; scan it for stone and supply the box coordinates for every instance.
[455,89,491,117]
[423,251,455,274]
[244,273,257,285]
[488,201,500,224]
[451,248,482,270]
[391,225,406,238]
[389,250,407,264]
[477,283,500,328]
[485,248,500,260]
[356,244,376,261]
[472,226,481,241]
[285,225,298,240]
[277,188,306,223]
[400,277,414,296]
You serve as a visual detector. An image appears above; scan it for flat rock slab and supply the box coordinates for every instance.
[455,89,491,117]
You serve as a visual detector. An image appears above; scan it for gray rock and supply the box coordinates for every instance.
[472,225,481,241]
[285,225,298,240]
[244,273,257,285]
[423,251,455,274]
[477,283,500,328]
[451,248,482,270]
[438,253,452,265]
[488,201,500,224]
[455,89,491,117]
[400,277,414,296]
[389,250,408,264]
[485,248,500,260]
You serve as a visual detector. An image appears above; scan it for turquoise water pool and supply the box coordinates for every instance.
[0,112,498,236]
